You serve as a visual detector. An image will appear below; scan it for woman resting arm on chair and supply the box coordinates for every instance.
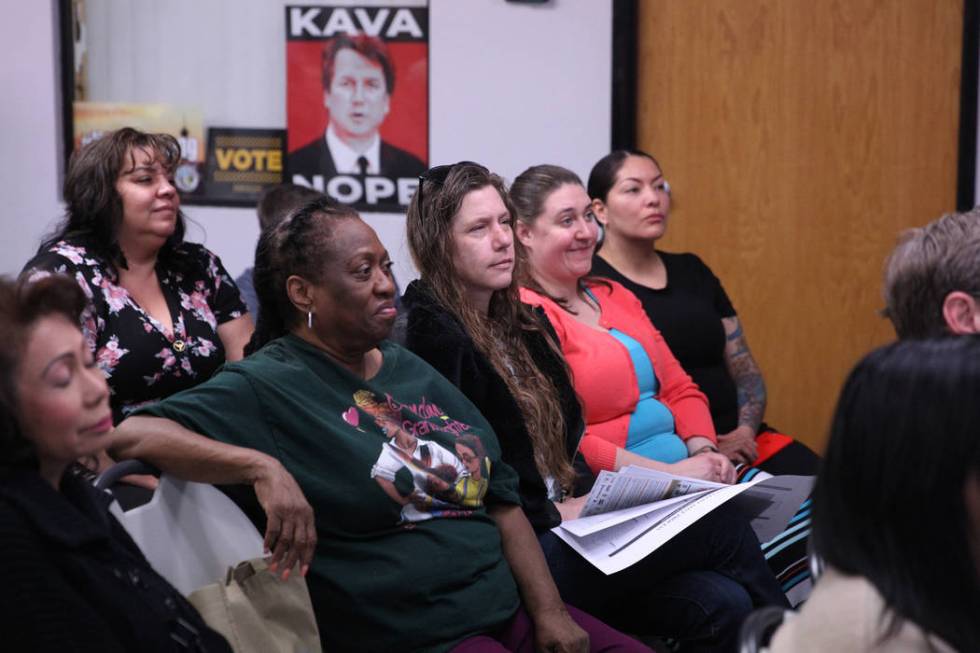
[0,274,231,652]
[111,198,649,653]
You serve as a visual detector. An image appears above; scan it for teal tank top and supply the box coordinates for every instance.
[608,328,688,463]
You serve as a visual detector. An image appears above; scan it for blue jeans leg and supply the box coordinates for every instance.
[642,570,751,653]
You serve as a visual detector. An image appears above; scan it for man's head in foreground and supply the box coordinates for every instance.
[884,207,980,338]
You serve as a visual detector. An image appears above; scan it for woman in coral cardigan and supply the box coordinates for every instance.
[512,164,732,483]
[401,161,787,652]
[512,164,814,605]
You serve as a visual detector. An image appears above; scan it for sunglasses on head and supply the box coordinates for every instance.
[417,161,489,206]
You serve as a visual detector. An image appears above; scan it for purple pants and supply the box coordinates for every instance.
[449,604,652,653]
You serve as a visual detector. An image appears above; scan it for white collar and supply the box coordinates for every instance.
[326,124,381,175]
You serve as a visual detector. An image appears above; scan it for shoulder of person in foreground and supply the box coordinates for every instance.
[767,567,958,653]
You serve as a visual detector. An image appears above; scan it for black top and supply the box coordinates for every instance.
[0,469,231,653]
[591,252,741,434]
[400,280,594,533]
[24,239,247,424]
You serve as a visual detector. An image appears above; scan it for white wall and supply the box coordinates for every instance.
[0,0,612,284]
[1,1,64,277]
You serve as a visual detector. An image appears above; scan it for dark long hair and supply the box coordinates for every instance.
[0,275,88,474]
[586,149,662,203]
[244,197,360,356]
[39,127,189,274]
[813,337,980,651]
[406,164,577,491]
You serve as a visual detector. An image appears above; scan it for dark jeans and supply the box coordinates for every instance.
[538,504,788,653]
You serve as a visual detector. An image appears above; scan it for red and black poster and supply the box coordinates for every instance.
[285,5,428,212]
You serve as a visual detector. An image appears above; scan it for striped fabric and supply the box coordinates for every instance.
[738,467,813,607]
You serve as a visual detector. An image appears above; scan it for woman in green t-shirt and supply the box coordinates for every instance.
[110,199,650,653]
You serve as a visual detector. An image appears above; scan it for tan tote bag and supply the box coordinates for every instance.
[187,557,322,653]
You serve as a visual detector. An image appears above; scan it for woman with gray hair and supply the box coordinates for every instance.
[883,207,980,339]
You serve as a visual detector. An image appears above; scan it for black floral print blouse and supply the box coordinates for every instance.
[24,240,247,423]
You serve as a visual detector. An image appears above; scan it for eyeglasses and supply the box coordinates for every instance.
[417,161,489,207]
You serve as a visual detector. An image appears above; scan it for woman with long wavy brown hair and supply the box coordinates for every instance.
[401,161,788,652]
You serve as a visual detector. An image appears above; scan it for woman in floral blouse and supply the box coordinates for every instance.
[24,128,253,425]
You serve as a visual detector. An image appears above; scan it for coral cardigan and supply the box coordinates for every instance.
[521,281,715,474]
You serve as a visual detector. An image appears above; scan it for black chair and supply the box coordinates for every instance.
[738,605,793,653]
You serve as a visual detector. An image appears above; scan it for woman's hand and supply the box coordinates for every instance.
[111,416,318,580]
[533,606,589,653]
[253,458,317,580]
[488,504,589,653]
[554,495,588,522]
[671,452,736,484]
[717,425,758,466]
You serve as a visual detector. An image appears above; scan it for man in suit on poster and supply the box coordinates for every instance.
[287,33,425,206]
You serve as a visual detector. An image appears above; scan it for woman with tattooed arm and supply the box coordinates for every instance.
[587,150,817,476]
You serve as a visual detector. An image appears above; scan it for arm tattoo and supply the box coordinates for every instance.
[726,322,744,342]
[722,318,766,431]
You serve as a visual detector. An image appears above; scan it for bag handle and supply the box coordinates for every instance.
[226,557,269,585]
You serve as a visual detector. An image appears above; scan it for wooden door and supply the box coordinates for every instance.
[637,0,963,452]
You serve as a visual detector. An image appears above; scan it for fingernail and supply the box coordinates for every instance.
[268,561,278,572]
[282,568,291,581]
[301,564,310,577]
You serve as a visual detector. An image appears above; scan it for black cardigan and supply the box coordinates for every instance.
[399,280,593,533]
[0,469,231,652]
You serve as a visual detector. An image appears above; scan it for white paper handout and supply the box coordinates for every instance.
[552,466,814,575]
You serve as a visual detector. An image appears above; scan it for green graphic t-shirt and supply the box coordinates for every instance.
[136,335,521,652]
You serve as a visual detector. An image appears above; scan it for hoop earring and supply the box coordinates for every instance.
[307,311,314,329]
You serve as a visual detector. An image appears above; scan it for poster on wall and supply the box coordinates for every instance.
[73,102,207,199]
[284,5,429,213]
[202,128,286,206]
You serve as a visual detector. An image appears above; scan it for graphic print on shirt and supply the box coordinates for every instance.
[351,389,492,523]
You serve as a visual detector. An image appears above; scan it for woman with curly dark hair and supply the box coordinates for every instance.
[23,128,252,425]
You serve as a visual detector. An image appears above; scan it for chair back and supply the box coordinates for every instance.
[738,605,792,653]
